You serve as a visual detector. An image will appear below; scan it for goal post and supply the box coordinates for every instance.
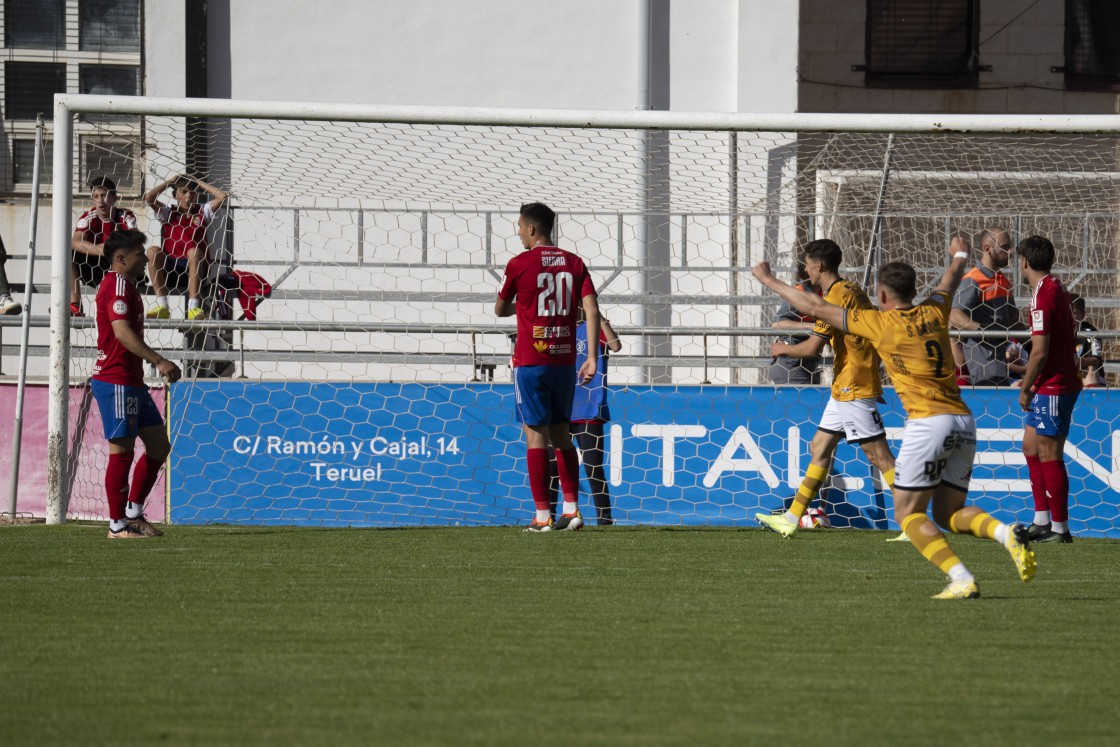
[45,94,1120,534]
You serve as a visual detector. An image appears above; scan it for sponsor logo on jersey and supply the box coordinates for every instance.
[576,339,587,354]
[540,256,566,267]
[533,340,549,353]
[533,326,571,339]
[550,344,572,355]
[1032,309,1045,331]
[113,300,128,315]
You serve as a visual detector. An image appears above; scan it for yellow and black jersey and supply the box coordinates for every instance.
[843,290,971,419]
[811,278,883,401]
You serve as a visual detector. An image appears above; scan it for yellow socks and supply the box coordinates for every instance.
[789,463,829,519]
[901,513,964,575]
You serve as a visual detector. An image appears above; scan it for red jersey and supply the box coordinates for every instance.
[155,203,214,260]
[499,245,596,367]
[74,207,138,247]
[1029,274,1082,395]
[92,271,145,386]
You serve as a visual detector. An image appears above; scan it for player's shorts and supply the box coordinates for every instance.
[817,397,886,444]
[513,365,575,427]
[90,379,164,440]
[72,253,111,288]
[1025,391,1079,438]
[893,413,976,492]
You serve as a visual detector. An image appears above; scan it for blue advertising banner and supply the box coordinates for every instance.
[169,383,1120,536]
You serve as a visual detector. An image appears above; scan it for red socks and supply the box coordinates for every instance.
[1040,459,1070,522]
[105,452,133,521]
[1025,455,1049,513]
[554,447,581,506]
[526,448,551,511]
[128,455,165,508]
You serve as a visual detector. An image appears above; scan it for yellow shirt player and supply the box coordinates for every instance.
[752,237,1037,600]
[759,240,895,538]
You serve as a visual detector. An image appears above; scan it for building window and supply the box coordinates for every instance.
[4,0,66,49]
[4,62,66,120]
[1065,0,1120,91]
[13,138,52,186]
[79,0,141,53]
[79,65,141,122]
[81,138,137,192]
[865,0,980,88]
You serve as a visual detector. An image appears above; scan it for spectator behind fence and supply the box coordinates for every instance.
[950,228,1020,386]
[0,231,22,315]
[769,257,822,385]
[1071,296,1105,388]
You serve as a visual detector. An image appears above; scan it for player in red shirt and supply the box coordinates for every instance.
[70,176,171,318]
[1016,235,1082,543]
[143,173,228,320]
[90,230,182,539]
[495,202,600,532]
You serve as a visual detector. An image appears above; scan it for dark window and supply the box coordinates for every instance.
[13,138,53,186]
[865,0,979,88]
[4,62,66,120]
[79,0,141,53]
[81,138,136,192]
[5,0,66,49]
[1065,1,1120,91]
[79,65,141,122]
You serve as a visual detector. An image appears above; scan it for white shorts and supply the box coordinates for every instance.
[893,413,976,491]
[817,397,886,444]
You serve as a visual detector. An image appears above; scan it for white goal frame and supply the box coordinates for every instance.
[46,94,1120,523]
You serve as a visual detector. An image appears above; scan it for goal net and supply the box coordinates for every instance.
[45,97,1120,536]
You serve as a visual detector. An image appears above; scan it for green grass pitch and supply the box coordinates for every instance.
[1,524,1117,746]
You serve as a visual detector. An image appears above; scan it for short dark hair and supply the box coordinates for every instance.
[519,202,555,239]
[104,229,146,263]
[1070,295,1086,314]
[879,261,917,301]
[89,176,117,193]
[804,239,842,272]
[173,175,200,192]
[1018,235,1055,272]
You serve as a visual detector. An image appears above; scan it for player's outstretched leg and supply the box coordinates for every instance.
[948,508,1036,583]
[901,513,979,600]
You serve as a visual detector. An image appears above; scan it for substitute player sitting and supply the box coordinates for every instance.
[91,230,182,539]
[752,237,1036,600]
[756,239,897,538]
[495,202,600,532]
[143,173,228,320]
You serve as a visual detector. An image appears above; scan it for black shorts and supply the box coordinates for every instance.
[73,253,111,288]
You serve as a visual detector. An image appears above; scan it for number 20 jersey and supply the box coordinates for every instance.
[844,290,971,420]
[499,245,597,367]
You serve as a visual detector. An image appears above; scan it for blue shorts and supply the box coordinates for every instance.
[91,380,164,441]
[1025,391,1079,438]
[513,365,576,426]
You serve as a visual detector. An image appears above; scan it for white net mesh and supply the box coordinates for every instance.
[54,106,1120,535]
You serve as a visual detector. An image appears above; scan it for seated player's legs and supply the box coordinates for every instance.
[145,245,171,317]
[71,254,109,315]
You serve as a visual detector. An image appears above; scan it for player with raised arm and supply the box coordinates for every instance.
[91,230,183,539]
[495,202,600,532]
[144,174,228,320]
[755,239,897,539]
[1016,236,1082,543]
[752,237,1036,599]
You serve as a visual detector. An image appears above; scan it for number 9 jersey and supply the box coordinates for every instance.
[499,245,597,367]
[843,290,971,420]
